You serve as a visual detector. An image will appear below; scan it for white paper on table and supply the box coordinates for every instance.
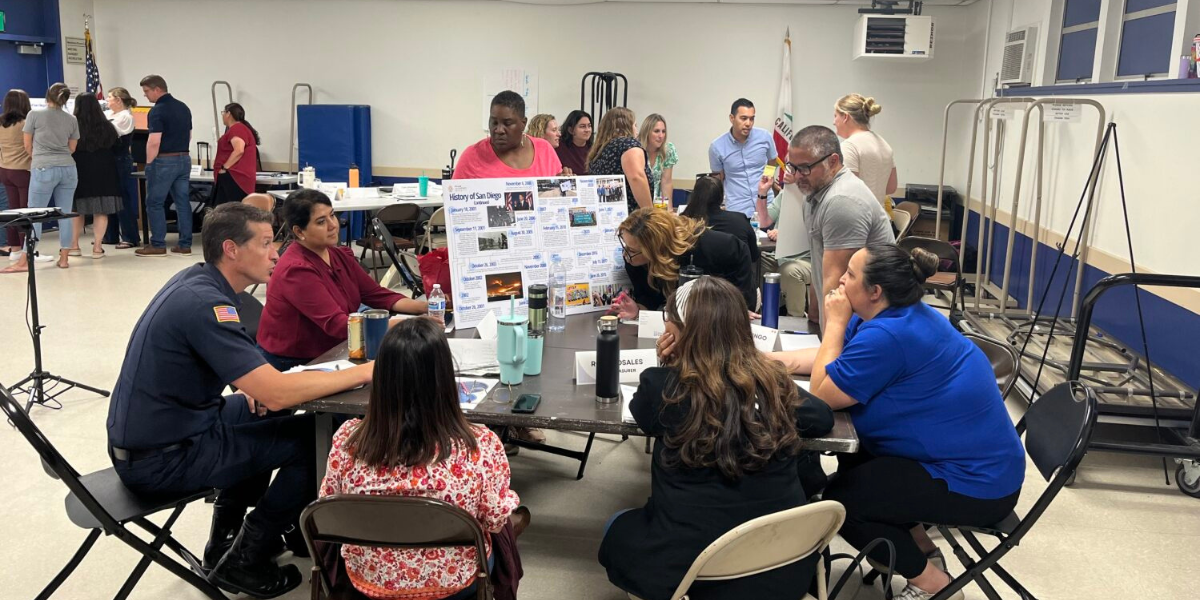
[575,349,658,385]
[448,339,499,373]
[475,310,499,341]
[794,379,811,392]
[285,360,357,373]
[774,186,811,258]
[749,324,779,352]
[779,333,822,352]
[637,311,666,339]
[620,384,639,423]
[755,228,769,239]
[457,377,499,410]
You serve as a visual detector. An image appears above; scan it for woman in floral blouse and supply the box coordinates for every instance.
[637,113,678,203]
[320,318,526,600]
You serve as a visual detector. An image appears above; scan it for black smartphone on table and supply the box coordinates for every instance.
[511,393,542,414]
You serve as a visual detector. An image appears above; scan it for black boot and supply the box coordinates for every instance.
[208,522,302,599]
[202,504,245,571]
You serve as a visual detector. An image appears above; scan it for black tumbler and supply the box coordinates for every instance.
[595,315,620,404]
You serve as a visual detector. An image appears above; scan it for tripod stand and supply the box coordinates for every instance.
[3,212,110,413]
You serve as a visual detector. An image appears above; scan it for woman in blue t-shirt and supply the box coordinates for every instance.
[787,244,1025,600]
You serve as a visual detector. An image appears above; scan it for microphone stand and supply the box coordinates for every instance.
[3,213,110,414]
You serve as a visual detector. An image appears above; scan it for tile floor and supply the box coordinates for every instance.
[0,232,1195,599]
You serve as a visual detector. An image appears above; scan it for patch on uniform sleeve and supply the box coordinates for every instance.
[213,306,241,323]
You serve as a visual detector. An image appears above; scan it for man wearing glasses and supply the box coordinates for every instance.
[758,125,892,331]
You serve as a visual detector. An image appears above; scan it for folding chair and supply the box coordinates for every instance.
[420,207,448,253]
[899,236,964,313]
[628,501,845,600]
[301,495,492,600]
[893,201,921,239]
[356,204,419,281]
[964,332,1021,400]
[374,217,425,299]
[0,387,224,600]
[925,382,1098,600]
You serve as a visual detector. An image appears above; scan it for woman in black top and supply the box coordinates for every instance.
[612,208,755,319]
[682,175,760,263]
[599,276,834,600]
[587,107,652,212]
[71,94,122,259]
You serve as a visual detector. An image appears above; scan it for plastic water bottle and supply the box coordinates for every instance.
[427,284,446,323]
[548,255,567,332]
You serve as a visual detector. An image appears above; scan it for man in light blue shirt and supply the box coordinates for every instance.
[708,98,777,217]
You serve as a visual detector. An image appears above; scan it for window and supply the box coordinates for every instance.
[1057,0,1103,81]
[1116,0,1178,77]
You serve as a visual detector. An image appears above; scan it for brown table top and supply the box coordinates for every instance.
[299,313,857,452]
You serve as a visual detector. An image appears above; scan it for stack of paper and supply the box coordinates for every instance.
[448,339,499,375]
[286,360,357,373]
[779,333,822,352]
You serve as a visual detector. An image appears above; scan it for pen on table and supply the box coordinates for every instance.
[780,330,816,335]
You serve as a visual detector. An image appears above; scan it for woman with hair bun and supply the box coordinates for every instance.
[773,243,1026,600]
[834,93,897,212]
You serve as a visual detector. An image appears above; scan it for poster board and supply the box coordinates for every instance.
[443,175,633,329]
[774,185,811,258]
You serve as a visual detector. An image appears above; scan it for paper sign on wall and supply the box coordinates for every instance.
[1043,103,1082,123]
[575,349,658,385]
[990,106,1013,120]
[637,311,667,339]
[750,324,779,352]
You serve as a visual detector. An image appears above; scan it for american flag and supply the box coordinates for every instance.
[85,22,103,100]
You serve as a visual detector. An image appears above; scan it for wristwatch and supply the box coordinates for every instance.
[757,194,768,200]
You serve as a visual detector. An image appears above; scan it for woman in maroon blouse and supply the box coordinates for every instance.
[256,189,427,370]
[212,103,259,205]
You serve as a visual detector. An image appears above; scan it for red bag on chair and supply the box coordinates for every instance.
[417,248,454,306]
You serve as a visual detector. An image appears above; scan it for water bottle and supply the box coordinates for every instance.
[595,316,621,404]
[762,273,781,329]
[548,255,567,332]
[427,284,446,323]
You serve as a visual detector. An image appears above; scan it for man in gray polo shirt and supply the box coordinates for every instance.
[783,125,893,331]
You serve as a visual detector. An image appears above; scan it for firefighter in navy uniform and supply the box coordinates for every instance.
[106,203,373,599]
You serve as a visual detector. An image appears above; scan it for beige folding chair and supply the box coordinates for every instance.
[893,201,921,239]
[421,207,448,253]
[629,501,845,600]
[964,332,1021,400]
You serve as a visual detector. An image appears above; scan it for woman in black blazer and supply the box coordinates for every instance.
[599,276,834,600]
[613,208,755,319]
[681,175,760,264]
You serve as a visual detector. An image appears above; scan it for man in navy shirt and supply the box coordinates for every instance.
[108,203,374,598]
[135,75,194,257]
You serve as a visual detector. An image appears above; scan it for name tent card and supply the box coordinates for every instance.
[575,349,658,385]
[637,311,667,339]
[750,324,779,352]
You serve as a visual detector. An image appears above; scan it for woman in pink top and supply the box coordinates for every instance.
[321,318,529,600]
[452,91,563,180]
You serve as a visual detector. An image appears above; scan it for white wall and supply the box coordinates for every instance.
[58,0,95,95]
[960,0,1200,295]
[90,0,987,186]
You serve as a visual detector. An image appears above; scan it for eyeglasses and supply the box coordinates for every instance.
[617,234,642,261]
[785,153,834,177]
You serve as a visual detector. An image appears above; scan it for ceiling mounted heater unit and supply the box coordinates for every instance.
[999,26,1038,86]
[853,15,934,60]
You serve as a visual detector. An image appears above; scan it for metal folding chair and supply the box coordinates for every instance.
[301,495,492,600]
[0,387,224,600]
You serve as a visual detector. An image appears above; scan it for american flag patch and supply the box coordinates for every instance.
[213,306,240,323]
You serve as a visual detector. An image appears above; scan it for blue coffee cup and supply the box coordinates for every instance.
[363,309,390,360]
